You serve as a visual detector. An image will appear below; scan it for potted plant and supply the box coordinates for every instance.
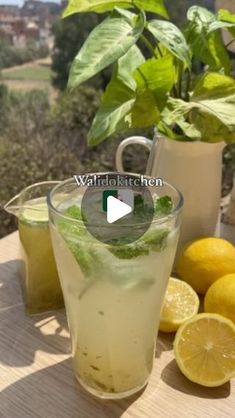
[63,1,235,245]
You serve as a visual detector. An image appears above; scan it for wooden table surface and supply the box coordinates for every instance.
[0,231,234,418]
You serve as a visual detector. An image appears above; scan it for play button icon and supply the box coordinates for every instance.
[80,173,154,245]
[107,196,132,224]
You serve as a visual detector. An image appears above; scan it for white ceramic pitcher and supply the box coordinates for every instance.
[116,134,225,248]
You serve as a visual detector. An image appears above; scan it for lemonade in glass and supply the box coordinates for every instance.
[48,174,183,399]
[5,182,64,314]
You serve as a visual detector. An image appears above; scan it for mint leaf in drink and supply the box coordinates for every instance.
[58,224,93,276]
[65,204,83,220]
[142,228,169,251]
[109,228,169,259]
[58,204,88,239]
[65,204,88,222]
[57,205,93,275]
[67,241,94,276]
[133,194,144,215]
[133,194,154,220]
[109,242,149,259]
[154,196,173,216]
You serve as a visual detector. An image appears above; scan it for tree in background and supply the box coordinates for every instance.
[0,39,48,70]
[0,84,9,133]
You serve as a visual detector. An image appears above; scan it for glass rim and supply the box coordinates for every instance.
[21,180,61,194]
[4,180,61,214]
[47,173,184,227]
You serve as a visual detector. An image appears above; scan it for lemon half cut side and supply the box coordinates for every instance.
[174,313,235,387]
[159,277,199,333]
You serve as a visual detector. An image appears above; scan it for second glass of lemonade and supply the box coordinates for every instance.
[48,174,183,399]
[5,181,64,314]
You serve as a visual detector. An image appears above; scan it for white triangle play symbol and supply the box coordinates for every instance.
[107,196,132,224]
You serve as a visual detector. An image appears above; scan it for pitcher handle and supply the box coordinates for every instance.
[115,136,153,174]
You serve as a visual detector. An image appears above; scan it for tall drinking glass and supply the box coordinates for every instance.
[48,174,183,399]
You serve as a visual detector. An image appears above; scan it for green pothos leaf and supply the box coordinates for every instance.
[63,0,168,18]
[185,6,231,74]
[68,11,145,88]
[160,73,235,144]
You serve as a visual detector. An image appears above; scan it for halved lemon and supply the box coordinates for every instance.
[174,313,235,387]
[159,277,199,333]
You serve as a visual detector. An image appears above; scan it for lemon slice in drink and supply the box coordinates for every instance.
[159,277,199,333]
[21,198,49,224]
[174,313,235,387]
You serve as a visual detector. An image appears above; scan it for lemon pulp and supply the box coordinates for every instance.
[174,313,235,387]
[159,277,199,333]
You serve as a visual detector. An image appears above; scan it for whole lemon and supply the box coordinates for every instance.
[204,274,235,323]
[176,238,235,294]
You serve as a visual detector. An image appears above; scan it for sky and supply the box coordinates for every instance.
[0,0,61,5]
